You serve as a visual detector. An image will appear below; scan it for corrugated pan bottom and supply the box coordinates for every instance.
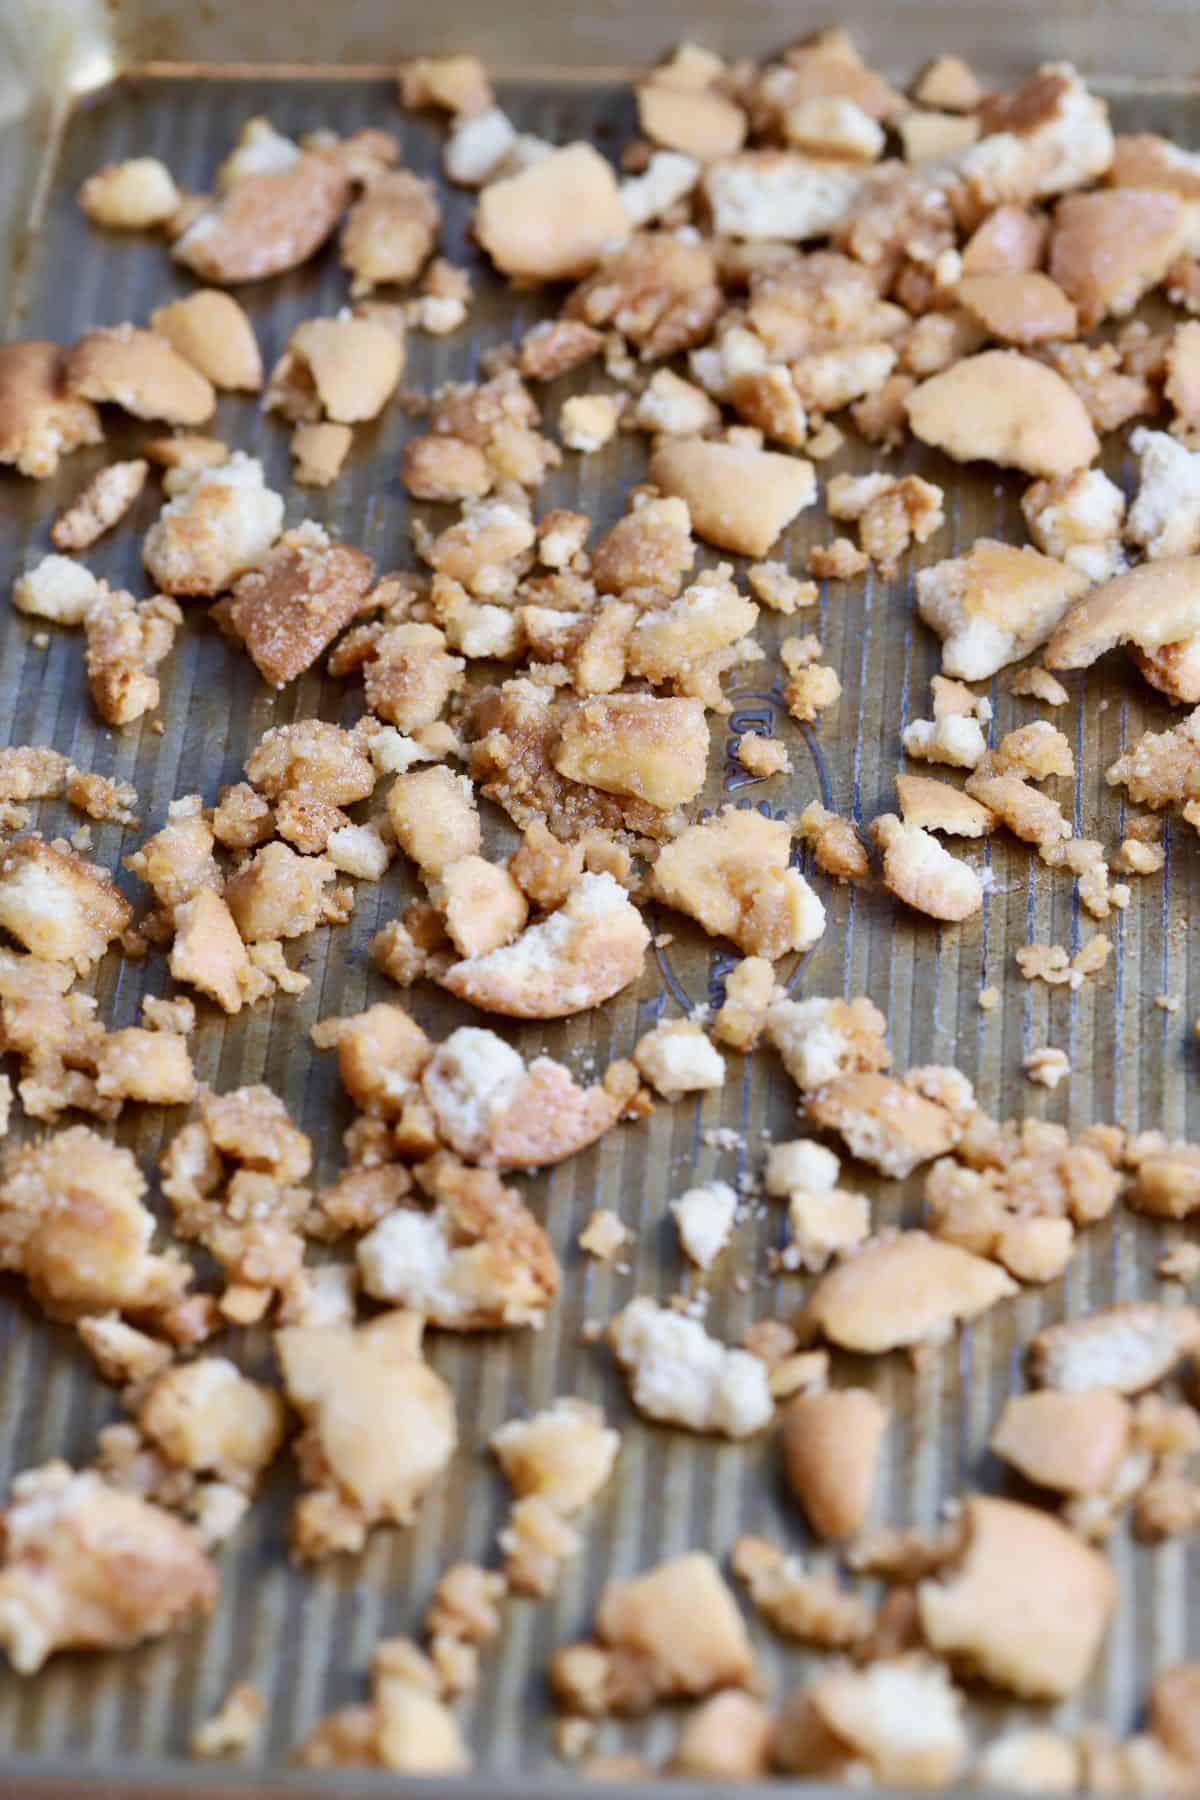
[0,66,1196,1791]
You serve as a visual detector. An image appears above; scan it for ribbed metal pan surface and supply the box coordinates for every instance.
[0,65,1196,1794]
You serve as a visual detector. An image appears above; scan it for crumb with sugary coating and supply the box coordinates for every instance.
[1021,468,1125,584]
[916,538,1089,681]
[143,453,283,596]
[402,434,490,502]
[340,169,438,296]
[633,1020,724,1100]
[907,350,1098,478]
[0,835,131,969]
[1029,1301,1200,1392]
[222,524,374,687]
[0,1461,215,1674]
[785,659,842,723]
[439,869,649,1019]
[608,1297,773,1437]
[278,1311,456,1559]
[732,1535,872,1650]
[766,996,890,1096]
[76,1312,173,1387]
[1011,664,1071,706]
[492,1398,619,1515]
[902,713,987,770]
[915,54,982,111]
[554,693,709,809]
[125,799,221,912]
[312,1002,431,1120]
[806,537,868,581]
[224,841,347,942]
[0,342,102,480]
[1124,426,1200,565]
[779,1654,968,1786]
[173,130,349,285]
[651,806,825,959]
[670,1180,737,1270]
[168,890,271,1014]
[388,767,481,879]
[247,719,375,807]
[138,1356,285,1490]
[712,956,774,1051]
[560,394,620,454]
[519,319,604,383]
[795,802,868,881]
[509,819,584,913]
[357,1154,558,1329]
[0,1124,189,1319]
[747,561,818,614]
[550,1552,756,1716]
[64,768,139,827]
[957,62,1112,206]
[84,586,180,726]
[363,621,466,726]
[918,1493,1115,1699]
[13,554,102,626]
[52,459,147,551]
[570,232,721,359]
[871,813,982,922]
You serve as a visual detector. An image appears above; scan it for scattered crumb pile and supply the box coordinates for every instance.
[0,27,1199,1783]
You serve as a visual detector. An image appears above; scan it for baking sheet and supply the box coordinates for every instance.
[0,42,1197,1796]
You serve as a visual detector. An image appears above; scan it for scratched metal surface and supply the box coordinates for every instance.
[0,62,1197,1796]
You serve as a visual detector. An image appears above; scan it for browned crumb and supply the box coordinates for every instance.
[0,341,102,479]
[781,1387,888,1538]
[51,459,147,552]
[907,351,1098,478]
[225,841,348,942]
[0,1461,216,1673]
[0,835,131,969]
[871,813,983,922]
[549,1553,756,1717]
[803,1230,1015,1353]
[191,1682,266,1759]
[291,422,352,488]
[578,1209,632,1261]
[711,956,775,1052]
[732,1534,872,1649]
[918,1494,1116,1699]
[650,807,825,960]
[1030,1302,1200,1393]
[735,732,789,778]
[1011,665,1070,705]
[990,1390,1132,1496]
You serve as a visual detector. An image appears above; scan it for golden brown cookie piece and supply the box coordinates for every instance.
[650,438,817,557]
[65,325,215,425]
[221,525,374,687]
[917,1494,1116,1699]
[149,291,263,392]
[1050,187,1189,329]
[781,1388,889,1538]
[0,342,102,479]
[475,144,630,283]
[0,1461,215,1674]
[803,1230,1015,1351]
[906,351,1099,478]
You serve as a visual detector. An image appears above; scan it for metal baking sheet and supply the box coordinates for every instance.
[0,19,1198,1795]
